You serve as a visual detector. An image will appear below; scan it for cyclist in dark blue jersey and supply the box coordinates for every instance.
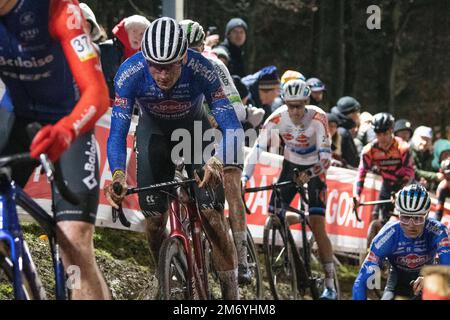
[353,184,450,300]
[104,17,244,299]
[0,0,111,299]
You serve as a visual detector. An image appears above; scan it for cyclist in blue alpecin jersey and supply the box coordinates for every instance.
[353,184,450,300]
[104,17,244,299]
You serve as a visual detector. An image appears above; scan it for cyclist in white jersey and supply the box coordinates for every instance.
[179,19,253,284]
[242,79,338,300]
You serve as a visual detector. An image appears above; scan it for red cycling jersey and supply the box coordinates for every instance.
[354,136,414,196]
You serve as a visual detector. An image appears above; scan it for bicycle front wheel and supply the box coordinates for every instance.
[157,237,190,300]
[263,215,299,300]
[0,241,46,300]
[239,226,263,299]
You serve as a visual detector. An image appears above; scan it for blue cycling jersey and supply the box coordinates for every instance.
[0,79,13,112]
[352,219,450,300]
[107,49,243,173]
[0,0,78,122]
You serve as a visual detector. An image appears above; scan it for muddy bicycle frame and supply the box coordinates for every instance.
[113,175,211,299]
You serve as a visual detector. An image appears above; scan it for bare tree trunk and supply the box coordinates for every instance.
[311,0,322,73]
[335,0,346,98]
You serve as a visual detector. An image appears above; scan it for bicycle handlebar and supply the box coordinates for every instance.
[111,176,198,228]
[0,152,80,206]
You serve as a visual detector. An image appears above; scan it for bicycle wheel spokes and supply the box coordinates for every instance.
[0,241,46,300]
[263,216,298,300]
[239,227,263,300]
[158,238,190,300]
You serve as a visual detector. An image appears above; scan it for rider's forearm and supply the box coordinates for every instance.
[107,106,132,173]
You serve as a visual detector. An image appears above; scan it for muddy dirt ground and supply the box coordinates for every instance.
[1,224,384,300]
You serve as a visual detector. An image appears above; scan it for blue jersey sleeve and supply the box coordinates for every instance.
[431,222,450,266]
[107,56,145,173]
[193,55,244,165]
[352,224,397,300]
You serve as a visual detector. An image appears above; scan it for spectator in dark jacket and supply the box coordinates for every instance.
[331,96,361,168]
[99,15,150,99]
[327,112,343,166]
[242,65,280,125]
[217,18,247,77]
[411,126,443,190]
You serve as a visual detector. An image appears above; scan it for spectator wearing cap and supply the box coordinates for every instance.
[217,18,248,77]
[212,47,230,67]
[99,15,151,99]
[232,75,265,132]
[327,112,343,166]
[411,126,443,190]
[330,96,361,168]
[394,119,413,142]
[355,112,376,154]
[80,3,107,44]
[242,65,280,126]
[271,70,306,112]
[306,77,326,107]
[432,138,450,171]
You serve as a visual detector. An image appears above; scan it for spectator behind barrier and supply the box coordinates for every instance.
[242,65,280,126]
[99,15,151,99]
[330,96,361,168]
[216,18,248,77]
[432,138,450,171]
[411,126,443,190]
[79,3,107,44]
[306,77,327,108]
[355,111,375,154]
[394,119,413,143]
[327,112,343,166]
[211,47,230,67]
[232,75,265,131]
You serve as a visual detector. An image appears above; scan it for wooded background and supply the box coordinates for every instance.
[84,0,449,137]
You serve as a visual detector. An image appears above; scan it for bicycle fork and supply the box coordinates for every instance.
[168,198,208,299]
[0,189,27,300]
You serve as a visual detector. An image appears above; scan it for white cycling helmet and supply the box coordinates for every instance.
[395,184,431,216]
[283,79,311,102]
[141,17,188,64]
[179,19,205,47]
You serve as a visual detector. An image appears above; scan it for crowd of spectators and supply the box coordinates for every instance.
[77,4,450,196]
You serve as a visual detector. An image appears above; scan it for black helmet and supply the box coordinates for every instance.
[372,112,395,133]
[326,112,339,125]
[336,96,361,115]
[394,119,413,135]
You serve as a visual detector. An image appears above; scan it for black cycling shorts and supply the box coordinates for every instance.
[268,159,327,216]
[383,266,420,299]
[0,116,99,224]
[135,111,225,217]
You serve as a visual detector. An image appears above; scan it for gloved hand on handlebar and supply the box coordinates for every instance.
[104,169,128,209]
[29,117,75,162]
[295,170,311,185]
[195,156,223,189]
[353,195,360,208]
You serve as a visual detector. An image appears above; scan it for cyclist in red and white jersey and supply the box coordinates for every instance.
[242,79,338,300]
